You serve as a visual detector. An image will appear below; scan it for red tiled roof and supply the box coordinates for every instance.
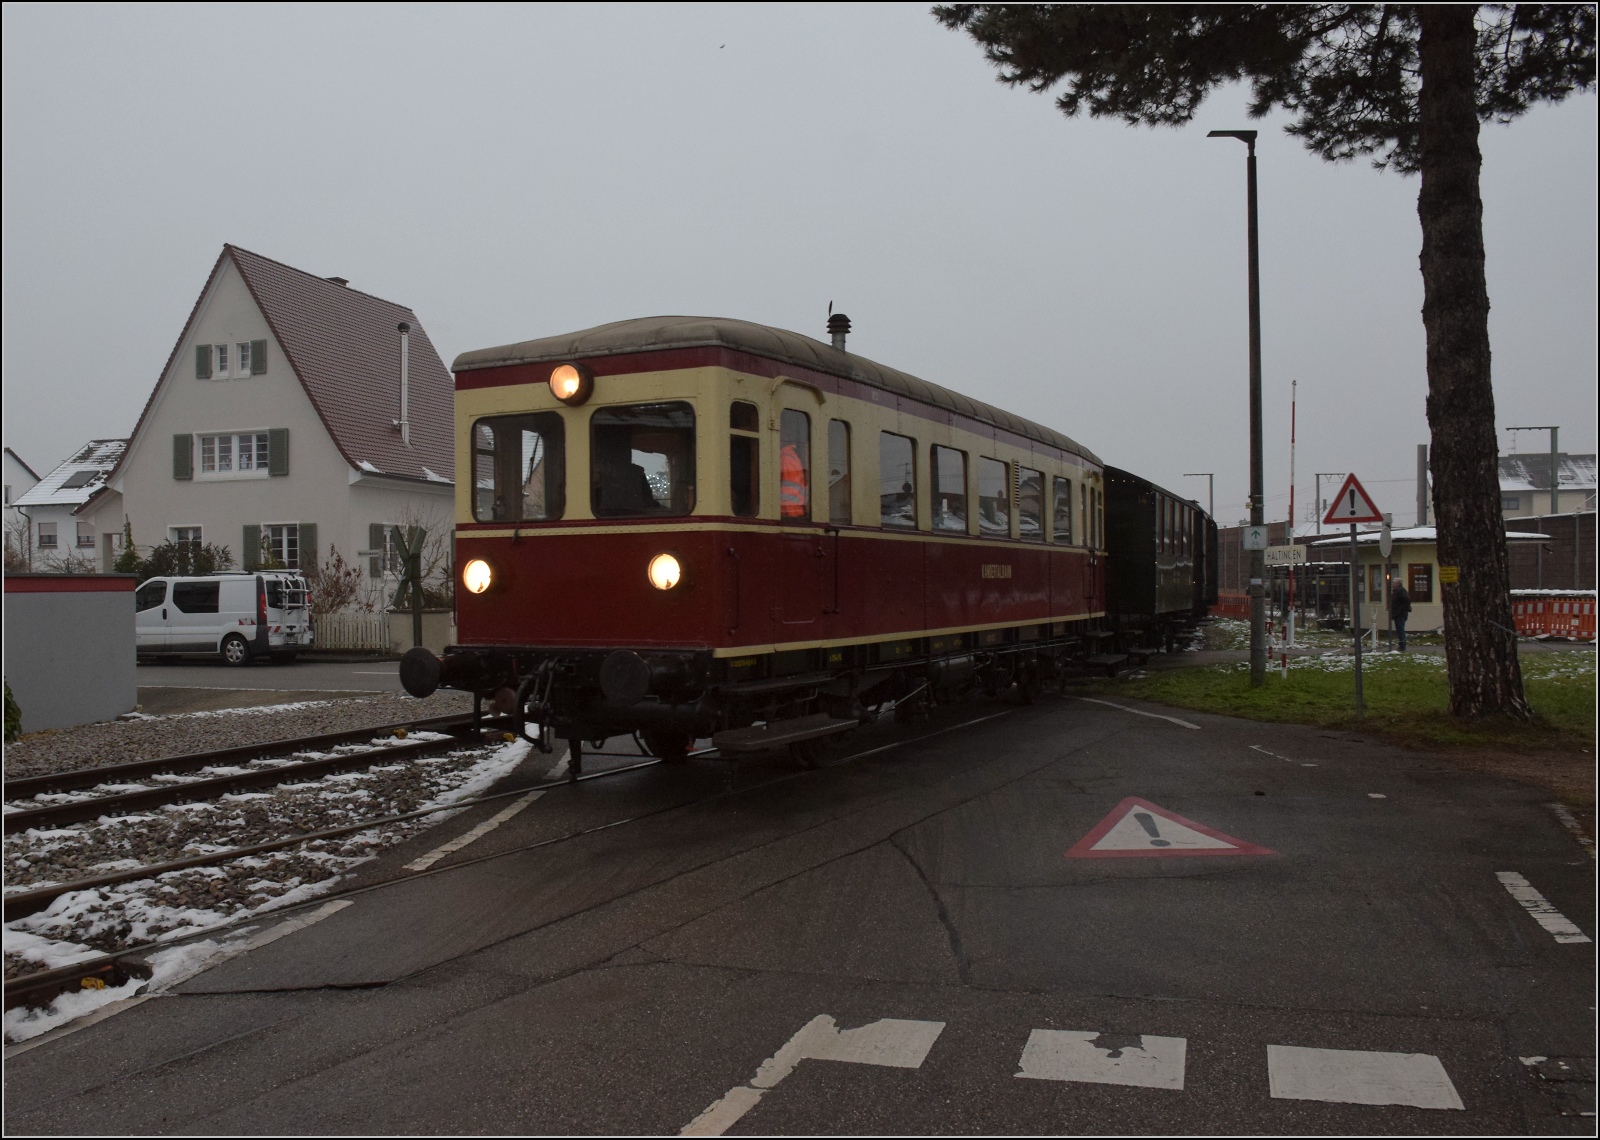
[230,246,453,481]
[111,245,453,488]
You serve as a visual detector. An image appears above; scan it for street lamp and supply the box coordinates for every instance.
[1208,128,1266,686]
[1183,473,1214,519]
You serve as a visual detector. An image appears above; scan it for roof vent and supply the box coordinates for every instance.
[326,276,349,287]
[827,312,851,353]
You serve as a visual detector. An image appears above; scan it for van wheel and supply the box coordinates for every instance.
[221,635,252,667]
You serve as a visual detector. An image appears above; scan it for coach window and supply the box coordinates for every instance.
[828,419,852,524]
[729,400,759,518]
[978,458,1010,537]
[472,412,566,522]
[779,409,811,520]
[1096,487,1105,549]
[591,402,696,517]
[879,432,917,528]
[1018,467,1044,542]
[1052,477,1073,545]
[931,446,967,532]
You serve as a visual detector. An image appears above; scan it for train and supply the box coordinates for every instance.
[400,315,1214,768]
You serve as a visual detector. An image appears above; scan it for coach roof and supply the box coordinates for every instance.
[452,316,1100,464]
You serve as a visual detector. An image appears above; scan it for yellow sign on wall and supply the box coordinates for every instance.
[1438,565,1460,584]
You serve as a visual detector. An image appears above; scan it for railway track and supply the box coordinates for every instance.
[2,713,507,835]
[3,706,1014,1019]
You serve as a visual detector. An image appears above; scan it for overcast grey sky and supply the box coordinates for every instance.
[4,3,1595,525]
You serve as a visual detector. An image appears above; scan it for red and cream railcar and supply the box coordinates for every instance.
[403,316,1108,762]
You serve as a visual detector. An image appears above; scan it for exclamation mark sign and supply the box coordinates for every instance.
[1134,811,1171,847]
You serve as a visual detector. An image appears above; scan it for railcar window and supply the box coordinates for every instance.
[978,458,1010,537]
[1097,488,1104,549]
[1018,467,1044,542]
[730,401,759,518]
[1080,484,1088,548]
[931,446,968,532]
[828,419,852,525]
[779,409,811,520]
[1052,477,1073,545]
[879,432,917,528]
[591,402,696,517]
[472,413,566,522]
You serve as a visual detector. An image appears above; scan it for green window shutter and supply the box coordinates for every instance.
[369,523,386,577]
[173,434,193,480]
[251,339,267,375]
[242,524,261,572]
[268,428,289,475]
[297,522,317,572]
[195,345,211,379]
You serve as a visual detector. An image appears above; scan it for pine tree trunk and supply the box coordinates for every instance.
[1416,6,1530,719]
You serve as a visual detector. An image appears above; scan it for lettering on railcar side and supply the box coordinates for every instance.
[981,564,1013,579]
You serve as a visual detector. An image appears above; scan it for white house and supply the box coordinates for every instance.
[1500,453,1597,518]
[11,439,127,569]
[81,245,454,594]
[4,446,41,556]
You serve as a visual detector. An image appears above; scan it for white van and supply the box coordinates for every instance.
[135,572,313,665]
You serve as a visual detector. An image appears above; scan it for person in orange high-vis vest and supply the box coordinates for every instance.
[780,443,807,518]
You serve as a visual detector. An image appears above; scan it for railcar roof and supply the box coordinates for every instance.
[453,316,1100,464]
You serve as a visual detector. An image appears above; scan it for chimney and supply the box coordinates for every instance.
[827,312,851,353]
[1416,443,1429,526]
[396,322,411,447]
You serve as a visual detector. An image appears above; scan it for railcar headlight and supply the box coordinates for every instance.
[647,553,681,591]
[549,362,594,406]
[463,559,494,594]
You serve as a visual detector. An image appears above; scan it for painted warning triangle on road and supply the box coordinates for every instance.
[1321,473,1384,525]
[1064,797,1275,859]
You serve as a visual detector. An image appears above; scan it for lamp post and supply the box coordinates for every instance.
[1183,473,1214,518]
[1209,129,1266,686]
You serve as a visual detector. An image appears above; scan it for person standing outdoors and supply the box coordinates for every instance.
[1388,580,1412,652]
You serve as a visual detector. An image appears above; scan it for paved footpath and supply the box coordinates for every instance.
[6,694,1592,1134]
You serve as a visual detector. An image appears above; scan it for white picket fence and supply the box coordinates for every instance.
[313,611,388,651]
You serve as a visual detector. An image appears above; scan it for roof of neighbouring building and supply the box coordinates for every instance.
[12,439,127,507]
[454,315,1101,464]
[115,245,454,486]
[4,447,41,482]
[1499,452,1596,493]
[1310,525,1551,546]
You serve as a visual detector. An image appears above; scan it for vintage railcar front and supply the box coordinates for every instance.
[403,317,1111,760]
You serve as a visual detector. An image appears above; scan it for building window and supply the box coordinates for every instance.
[171,526,202,551]
[1407,563,1433,603]
[199,432,270,477]
[262,523,299,569]
[76,521,95,548]
[237,341,251,375]
[215,343,229,378]
[37,521,57,548]
[1500,495,1520,511]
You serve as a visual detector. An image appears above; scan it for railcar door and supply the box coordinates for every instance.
[776,400,825,625]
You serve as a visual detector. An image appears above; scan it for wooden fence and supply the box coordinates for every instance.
[312,611,388,651]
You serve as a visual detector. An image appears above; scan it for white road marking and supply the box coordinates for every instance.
[1092,810,1234,852]
[680,1015,945,1135]
[1017,1029,1186,1089]
[351,670,399,675]
[1368,793,1387,799]
[1076,698,1199,730]
[1496,871,1591,943]
[1548,803,1597,861]
[1267,1044,1464,1109]
[837,710,1013,762]
[402,791,544,872]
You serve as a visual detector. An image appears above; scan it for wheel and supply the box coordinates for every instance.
[642,731,693,764]
[221,634,252,667]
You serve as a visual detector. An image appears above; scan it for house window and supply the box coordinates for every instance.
[171,526,202,551]
[199,432,270,477]
[37,521,57,548]
[237,342,251,375]
[262,524,299,569]
[76,521,95,548]
[1501,495,1520,511]
[215,343,229,378]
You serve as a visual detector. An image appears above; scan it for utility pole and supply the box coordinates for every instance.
[1315,473,1343,537]
[1506,425,1560,517]
[1209,129,1266,686]
[1183,473,1214,518]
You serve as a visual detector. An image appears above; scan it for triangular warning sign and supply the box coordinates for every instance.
[1065,797,1275,859]
[1321,473,1384,525]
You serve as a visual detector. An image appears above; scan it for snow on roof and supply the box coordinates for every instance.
[12,439,127,507]
[1499,452,1596,493]
[1310,525,1550,546]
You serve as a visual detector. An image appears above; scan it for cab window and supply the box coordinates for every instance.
[136,581,167,611]
[473,413,566,522]
[1018,466,1044,542]
[931,446,967,532]
[1053,477,1073,544]
[828,419,852,524]
[591,402,696,517]
[730,400,759,518]
[779,409,811,520]
[978,458,1010,537]
[879,432,917,528]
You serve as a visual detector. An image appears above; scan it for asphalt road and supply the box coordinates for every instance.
[136,658,405,694]
[7,693,1593,1134]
